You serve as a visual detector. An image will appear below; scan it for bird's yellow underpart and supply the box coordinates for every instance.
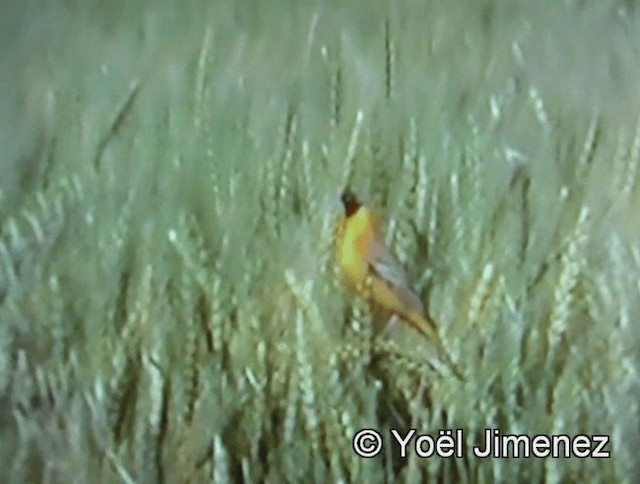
[335,206,378,289]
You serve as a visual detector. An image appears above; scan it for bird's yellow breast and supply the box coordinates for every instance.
[335,207,378,287]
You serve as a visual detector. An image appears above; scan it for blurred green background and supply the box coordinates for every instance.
[1,0,639,481]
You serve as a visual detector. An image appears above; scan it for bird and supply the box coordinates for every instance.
[334,190,464,379]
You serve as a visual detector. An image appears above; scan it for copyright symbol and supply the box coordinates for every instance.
[352,429,383,458]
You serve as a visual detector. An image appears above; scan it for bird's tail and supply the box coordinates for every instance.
[407,311,466,381]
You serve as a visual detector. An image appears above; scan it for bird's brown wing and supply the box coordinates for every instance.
[368,239,424,315]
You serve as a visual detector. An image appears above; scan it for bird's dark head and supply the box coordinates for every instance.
[340,190,361,217]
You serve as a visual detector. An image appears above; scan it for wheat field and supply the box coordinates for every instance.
[1,0,639,482]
